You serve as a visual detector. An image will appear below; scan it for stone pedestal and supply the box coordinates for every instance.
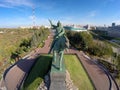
[50,59,66,90]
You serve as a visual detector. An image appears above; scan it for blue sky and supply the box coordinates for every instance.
[0,0,120,27]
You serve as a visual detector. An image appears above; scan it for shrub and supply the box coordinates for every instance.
[66,31,93,50]
[66,30,113,57]
[88,40,113,57]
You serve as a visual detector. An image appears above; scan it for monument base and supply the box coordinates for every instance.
[50,59,66,90]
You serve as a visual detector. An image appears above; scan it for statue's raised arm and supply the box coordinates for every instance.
[48,19,57,29]
[49,19,52,26]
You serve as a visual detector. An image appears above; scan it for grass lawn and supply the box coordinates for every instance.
[22,55,94,90]
[64,55,94,90]
[22,55,52,90]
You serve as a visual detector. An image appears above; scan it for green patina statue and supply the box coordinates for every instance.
[48,20,69,71]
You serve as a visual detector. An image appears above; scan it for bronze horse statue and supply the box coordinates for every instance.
[48,20,69,70]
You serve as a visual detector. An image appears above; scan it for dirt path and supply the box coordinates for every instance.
[0,32,118,90]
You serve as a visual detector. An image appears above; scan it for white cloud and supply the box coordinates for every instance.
[0,0,56,11]
[0,0,33,8]
[112,20,120,24]
[89,11,97,17]
[0,3,12,8]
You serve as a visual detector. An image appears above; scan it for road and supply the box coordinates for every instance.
[0,32,119,90]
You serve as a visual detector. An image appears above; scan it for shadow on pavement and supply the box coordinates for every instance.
[17,58,36,73]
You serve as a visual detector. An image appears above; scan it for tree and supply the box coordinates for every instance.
[88,40,113,57]
[66,30,113,57]
[66,31,93,50]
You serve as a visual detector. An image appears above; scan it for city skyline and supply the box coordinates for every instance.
[0,0,120,27]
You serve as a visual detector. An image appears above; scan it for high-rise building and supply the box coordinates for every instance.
[112,23,115,27]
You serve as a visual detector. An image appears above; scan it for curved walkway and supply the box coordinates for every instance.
[0,32,119,90]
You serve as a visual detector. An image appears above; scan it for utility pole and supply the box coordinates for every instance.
[32,6,36,28]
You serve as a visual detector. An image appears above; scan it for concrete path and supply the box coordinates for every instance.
[0,32,118,90]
